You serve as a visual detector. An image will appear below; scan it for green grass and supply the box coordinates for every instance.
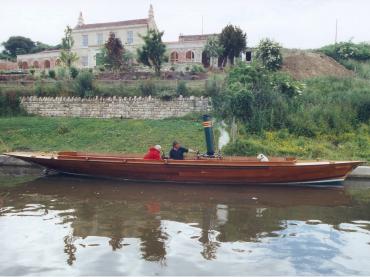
[0,117,207,154]
[0,117,368,162]
[223,127,370,162]
[0,79,207,98]
[339,59,370,79]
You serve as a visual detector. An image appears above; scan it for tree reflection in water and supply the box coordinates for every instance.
[2,176,370,272]
[64,234,77,266]
[139,219,168,264]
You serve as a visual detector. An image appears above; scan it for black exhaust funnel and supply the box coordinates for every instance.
[202,114,215,156]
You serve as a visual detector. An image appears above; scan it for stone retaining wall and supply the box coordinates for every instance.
[21,96,211,119]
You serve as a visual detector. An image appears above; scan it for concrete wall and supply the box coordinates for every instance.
[21,96,211,119]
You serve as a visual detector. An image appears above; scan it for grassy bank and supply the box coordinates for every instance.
[0,117,207,154]
[0,117,368,162]
[0,78,208,98]
[223,127,370,162]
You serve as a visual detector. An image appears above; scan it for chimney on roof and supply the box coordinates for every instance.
[77,12,84,27]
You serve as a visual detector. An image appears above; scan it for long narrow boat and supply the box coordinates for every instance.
[5,151,362,186]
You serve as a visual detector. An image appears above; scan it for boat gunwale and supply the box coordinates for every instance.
[5,152,364,168]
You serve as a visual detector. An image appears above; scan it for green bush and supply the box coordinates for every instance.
[0,90,26,116]
[158,90,176,101]
[29,69,35,76]
[205,75,224,97]
[48,69,56,79]
[56,67,67,79]
[139,80,156,97]
[212,62,370,138]
[190,64,205,74]
[70,67,79,79]
[74,71,94,97]
[255,38,283,71]
[319,41,370,62]
[176,81,188,96]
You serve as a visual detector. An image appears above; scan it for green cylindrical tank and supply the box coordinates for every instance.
[202,114,215,156]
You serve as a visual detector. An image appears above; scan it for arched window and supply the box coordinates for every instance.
[22,61,29,70]
[33,61,39,68]
[55,59,61,67]
[186,50,195,62]
[44,60,51,69]
[170,51,179,63]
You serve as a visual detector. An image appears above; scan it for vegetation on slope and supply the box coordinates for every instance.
[0,117,207,155]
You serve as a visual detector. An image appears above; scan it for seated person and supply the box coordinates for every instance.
[169,141,189,160]
[144,145,162,160]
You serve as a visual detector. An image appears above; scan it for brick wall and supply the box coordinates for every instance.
[21,96,211,119]
[0,61,18,71]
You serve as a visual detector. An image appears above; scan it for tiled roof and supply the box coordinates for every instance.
[75,18,148,30]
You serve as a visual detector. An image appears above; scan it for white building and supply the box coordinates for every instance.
[72,5,157,68]
[17,5,225,70]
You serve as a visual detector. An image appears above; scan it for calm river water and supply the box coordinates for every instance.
[0,167,370,276]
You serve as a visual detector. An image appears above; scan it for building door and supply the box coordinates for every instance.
[202,51,210,68]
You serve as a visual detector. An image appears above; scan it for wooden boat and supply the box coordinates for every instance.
[5,151,362,186]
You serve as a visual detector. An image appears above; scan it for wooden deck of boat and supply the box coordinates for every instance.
[6,151,360,167]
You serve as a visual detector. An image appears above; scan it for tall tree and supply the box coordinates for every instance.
[137,29,167,76]
[103,32,125,72]
[219,25,247,66]
[60,26,79,68]
[255,38,283,71]
[203,36,224,60]
[2,36,35,57]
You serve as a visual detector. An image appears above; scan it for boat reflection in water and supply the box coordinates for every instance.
[1,176,370,275]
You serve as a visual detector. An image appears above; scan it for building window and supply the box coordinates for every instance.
[81,56,88,67]
[44,60,51,69]
[170,52,179,63]
[97,33,103,46]
[127,31,134,44]
[82,35,89,47]
[95,53,103,66]
[245,51,252,62]
[186,50,195,62]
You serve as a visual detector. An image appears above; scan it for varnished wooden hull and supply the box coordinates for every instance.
[6,152,363,186]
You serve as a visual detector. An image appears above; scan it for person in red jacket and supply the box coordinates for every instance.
[144,145,162,160]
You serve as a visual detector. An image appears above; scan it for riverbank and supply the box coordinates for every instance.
[1,117,369,162]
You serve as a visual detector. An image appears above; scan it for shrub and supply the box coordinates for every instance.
[158,90,176,101]
[190,64,205,74]
[0,91,25,116]
[57,124,70,135]
[205,75,224,97]
[139,80,156,96]
[255,38,283,71]
[29,69,35,76]
[319,41,370,62]
[70,67,79,79]
[74,70,94,97]
[176,81,188,96]
[48,69,56,79]
[56,67,67,79]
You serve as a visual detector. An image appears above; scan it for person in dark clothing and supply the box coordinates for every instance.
[169,141,189,160]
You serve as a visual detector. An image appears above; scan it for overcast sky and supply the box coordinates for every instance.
[1,0,369,49]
